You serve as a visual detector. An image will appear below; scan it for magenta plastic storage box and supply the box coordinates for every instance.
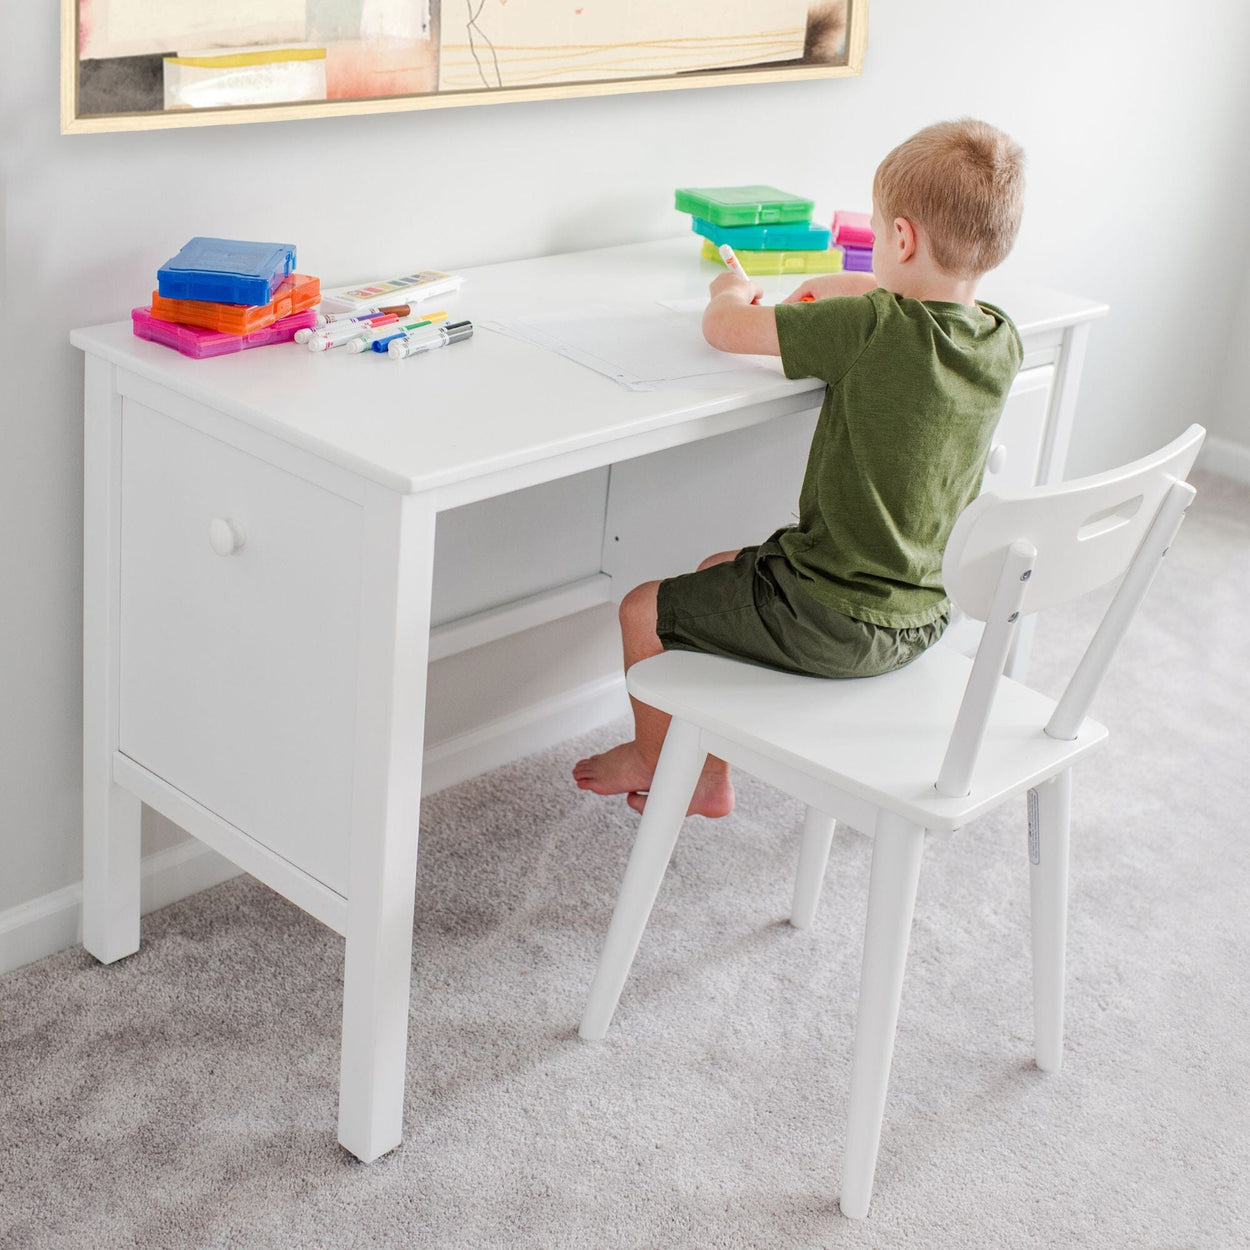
[831,211,875,248]
[132,307,316,359]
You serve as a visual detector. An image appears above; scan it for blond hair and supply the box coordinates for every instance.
[873,119,1025,277]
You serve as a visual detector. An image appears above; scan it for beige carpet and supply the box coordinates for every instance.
[2,470,1247,1249]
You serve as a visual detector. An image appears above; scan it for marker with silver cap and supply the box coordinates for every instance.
[388,320,473,360]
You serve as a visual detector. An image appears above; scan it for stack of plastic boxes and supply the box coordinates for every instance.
[676,185,843,276]
[132,237,320,359]
[831,211,875,272]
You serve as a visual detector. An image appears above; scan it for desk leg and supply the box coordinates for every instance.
[82,356,142,964]
[338,487,436,1163]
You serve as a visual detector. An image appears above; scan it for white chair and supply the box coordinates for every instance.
[579,424,1205,1219]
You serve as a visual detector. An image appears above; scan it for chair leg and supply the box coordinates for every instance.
[1029,770,1071,1074]
[579,718,705,1041]
[839,811,926,1221]
[790,806,836,930]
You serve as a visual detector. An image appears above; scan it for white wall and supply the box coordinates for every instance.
[3,1,1250,926]
[1213,262,1250,475]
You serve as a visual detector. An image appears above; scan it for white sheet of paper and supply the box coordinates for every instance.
[483,302,783,391]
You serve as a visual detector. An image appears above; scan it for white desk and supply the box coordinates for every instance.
[71,238,1107,1162]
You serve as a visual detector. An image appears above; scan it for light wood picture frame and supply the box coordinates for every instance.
[61,0,866,134]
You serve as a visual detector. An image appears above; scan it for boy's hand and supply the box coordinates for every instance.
[709,271,763,305]
[703,287,779,356]
[781,272,878,303]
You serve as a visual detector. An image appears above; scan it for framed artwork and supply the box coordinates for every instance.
[61,0,866,134]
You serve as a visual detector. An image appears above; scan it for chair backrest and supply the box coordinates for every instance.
[933,423,1205,797]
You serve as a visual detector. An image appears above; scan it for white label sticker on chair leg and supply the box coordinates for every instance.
[1027,787,1040,864]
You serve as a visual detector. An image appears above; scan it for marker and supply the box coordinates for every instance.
[718,243,748,278]
[313,303,412,329]
[297,310,396,343]
[344,314,440,354]
[305,314,399,352]
[301,312,396,348]
[717,244,761,304]
[363,311,452,353]
[388,320,473,360]
[348,313,449,354]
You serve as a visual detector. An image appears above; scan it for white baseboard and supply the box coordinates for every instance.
[0,838,241,978]
[0,673,628,979]
[1198,434,1250,485]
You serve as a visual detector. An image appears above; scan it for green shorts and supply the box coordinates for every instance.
[655,532,948,679]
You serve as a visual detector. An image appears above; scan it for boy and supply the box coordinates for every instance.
[574,119,1026,818]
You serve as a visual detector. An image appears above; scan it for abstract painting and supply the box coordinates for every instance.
[62,0,865,132]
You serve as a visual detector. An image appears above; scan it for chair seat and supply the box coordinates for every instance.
[627,647,1108,832]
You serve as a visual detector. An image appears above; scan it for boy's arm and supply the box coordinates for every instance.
[702,271,780,355]
[781,272,879,303]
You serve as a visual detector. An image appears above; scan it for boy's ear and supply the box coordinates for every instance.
[893,216,919,264]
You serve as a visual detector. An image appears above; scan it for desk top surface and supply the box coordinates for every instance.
[72,238,1108,498]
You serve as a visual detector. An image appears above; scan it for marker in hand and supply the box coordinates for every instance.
[717,244,761,305]
[718,243,748,278]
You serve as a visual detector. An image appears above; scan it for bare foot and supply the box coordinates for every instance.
[573,741,655,796]
[626,761,735,819]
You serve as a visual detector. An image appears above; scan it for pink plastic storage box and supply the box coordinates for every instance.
[831,211,874,248]
[132,307,316,359]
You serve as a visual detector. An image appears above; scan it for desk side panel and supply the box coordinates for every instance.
[118,401,363,897]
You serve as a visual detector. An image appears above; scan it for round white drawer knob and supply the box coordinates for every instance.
[208,517,247,556]
[987,444,1008,475]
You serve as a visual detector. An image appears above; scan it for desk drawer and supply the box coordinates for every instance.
[118,401,362,896]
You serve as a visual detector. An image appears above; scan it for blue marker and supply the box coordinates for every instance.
[366,314,448,352]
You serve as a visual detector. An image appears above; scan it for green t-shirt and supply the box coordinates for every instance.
[773,288,1023,628]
